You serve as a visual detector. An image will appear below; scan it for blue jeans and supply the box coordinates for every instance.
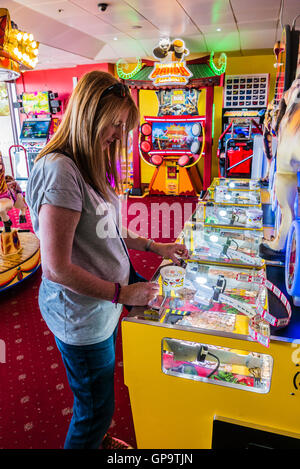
[55,327,118,449]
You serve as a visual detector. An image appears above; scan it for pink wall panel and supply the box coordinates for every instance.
[16,63,115,116]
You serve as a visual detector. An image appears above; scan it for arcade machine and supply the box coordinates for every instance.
[17,90,61,173]
[0,150,40,292]
[265,24,299,195]
[2,93,60,292]
[118,50,226,196]
[218,74,268,179]
[259,23,300,267]
[121,35,299,452]
[284,31,300,305]
[117,130,134,194]
[19,118,51,172]
[121,175,300,449]
[8,90,61,192]
[0,8,42,292]
[264,26,296,218]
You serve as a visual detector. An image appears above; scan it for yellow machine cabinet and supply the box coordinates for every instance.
[122,178,300,449]
[122,316,300,449]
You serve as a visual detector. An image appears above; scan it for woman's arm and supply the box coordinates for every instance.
[122,227,153,251]
[122,227,189,264]
[39,204,159,305]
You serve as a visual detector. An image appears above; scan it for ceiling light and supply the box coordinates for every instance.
[216,28,221,32]
[113,37,118,41]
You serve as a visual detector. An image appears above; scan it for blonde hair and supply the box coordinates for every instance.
[36,70,139,200]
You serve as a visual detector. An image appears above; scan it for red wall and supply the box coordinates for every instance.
[16,62,115,117]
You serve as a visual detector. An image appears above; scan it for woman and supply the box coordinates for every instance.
[26,71,188,449]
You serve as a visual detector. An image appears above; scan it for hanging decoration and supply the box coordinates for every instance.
[0,8,39,81]
[149,38,192,87]
[116,58,143,80]
[209,51,227,76]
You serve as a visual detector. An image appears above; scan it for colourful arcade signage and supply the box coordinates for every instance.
[149,37,192,87]
[149,62,192,86]
[0,8,39,76]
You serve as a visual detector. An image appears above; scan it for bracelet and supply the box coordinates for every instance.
[145,239,154,252]
[112,282,121,304]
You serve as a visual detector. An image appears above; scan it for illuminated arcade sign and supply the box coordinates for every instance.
[0,7,39,77]
[149,62,192,87]
[223,110,262,117]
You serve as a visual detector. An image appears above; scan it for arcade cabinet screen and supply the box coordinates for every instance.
[20,120,51,139]
[22,91,51,114]
[152,121,197,151]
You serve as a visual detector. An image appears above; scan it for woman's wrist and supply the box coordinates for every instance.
[147,241,162,255]
[145,239,154,252]
[112,282,121,304]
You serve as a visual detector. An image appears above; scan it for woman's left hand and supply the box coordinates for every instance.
[152,242,189,265]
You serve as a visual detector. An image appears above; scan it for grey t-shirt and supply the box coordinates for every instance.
[26,153,130,345]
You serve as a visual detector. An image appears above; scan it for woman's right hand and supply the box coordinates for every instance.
[119,282,160,306]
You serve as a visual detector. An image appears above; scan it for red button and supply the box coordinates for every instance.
[140,141,151,153]
[178,154,191,167]
[141,123,152,136]
[151,154,163,166]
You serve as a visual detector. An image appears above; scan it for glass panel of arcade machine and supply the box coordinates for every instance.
[147,262,268,336]
[162,338,273,393]
[210,177,261,192]
[205,178,261,206]
[207,186,261,206]
[194,202,263,231]
[179,221,264,268]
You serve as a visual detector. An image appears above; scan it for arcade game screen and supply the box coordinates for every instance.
[20,120,51,139]
[22,91,51,115]
[156,88,200,116]
[152,121,200,151]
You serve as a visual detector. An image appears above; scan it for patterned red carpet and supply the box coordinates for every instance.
[0,195,197,449]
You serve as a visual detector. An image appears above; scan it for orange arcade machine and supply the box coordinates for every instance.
[118,45,226,197]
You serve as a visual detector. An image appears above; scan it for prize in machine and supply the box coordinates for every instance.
[217,74,268,180]
[0,8,44,292]
[119,48,226,197]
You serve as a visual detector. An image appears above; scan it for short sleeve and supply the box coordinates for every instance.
[26,154,83,217]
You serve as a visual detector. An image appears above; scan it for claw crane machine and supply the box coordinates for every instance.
[122,177,300,449]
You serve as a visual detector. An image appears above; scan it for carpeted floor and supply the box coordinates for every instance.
[0,195,197,449]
